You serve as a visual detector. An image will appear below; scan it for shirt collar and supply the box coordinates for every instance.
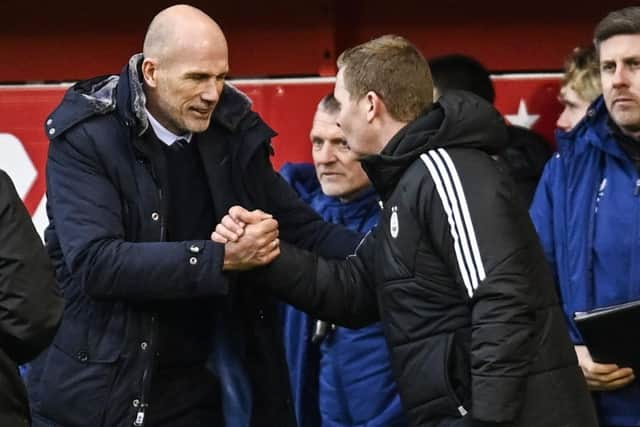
[145,108,193,146]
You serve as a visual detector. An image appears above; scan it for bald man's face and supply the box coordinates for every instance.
[143,35,229,134]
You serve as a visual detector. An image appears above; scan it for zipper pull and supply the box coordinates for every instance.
[134,407,146,426]
[635,179,640,196]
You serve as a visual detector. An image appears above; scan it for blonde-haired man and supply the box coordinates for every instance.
[557,46,602,132]
[531,6,640,426]
[217,35,597,427]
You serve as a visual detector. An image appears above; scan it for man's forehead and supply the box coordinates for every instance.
[169,55,229,76]
[558,86,579,103]
[600,34,640,59]
[334,69,348,95]
[314,109,338,122]
[311,111,342,137]
[557,87,568,102]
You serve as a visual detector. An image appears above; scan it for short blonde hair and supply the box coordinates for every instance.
[562,46,601,103]
[337,35,433,122]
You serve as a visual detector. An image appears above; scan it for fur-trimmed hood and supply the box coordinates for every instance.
[45,53,255,139]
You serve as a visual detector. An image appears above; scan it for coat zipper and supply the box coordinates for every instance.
[134,165,165,426]
[134,315,158,426]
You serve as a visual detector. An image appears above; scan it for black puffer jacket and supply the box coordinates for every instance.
[262,91,598,427]
[501,125,552,207]
[0,170,63,427]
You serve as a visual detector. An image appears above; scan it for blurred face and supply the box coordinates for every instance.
[334,68,378,157]
[311,109,371,201]
[556,85,591,132]
[600,34,640,138]
[144,40,228,134]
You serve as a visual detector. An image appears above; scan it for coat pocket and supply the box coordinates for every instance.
[32,312,122,427]
[35,341,119,427]
[396,333,470,422]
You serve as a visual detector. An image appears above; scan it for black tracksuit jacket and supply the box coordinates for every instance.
[261,91,599,427]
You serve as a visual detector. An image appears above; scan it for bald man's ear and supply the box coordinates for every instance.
[365,91,384,123]
[142,58,159,88]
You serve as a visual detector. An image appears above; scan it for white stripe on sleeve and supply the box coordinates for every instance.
[420,149,485,297]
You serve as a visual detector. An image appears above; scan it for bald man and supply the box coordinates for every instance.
[28,5,359,427]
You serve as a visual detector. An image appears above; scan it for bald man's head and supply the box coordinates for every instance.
[141,5,229,135]
[143,4,227,62]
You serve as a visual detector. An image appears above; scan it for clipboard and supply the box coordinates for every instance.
[574,299,640,371]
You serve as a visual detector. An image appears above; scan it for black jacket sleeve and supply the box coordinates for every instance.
[0,170,63,364]
[247,147,363,259]
[257,234,380,329]
[419,148,536,423]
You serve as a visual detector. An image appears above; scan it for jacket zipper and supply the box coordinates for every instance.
[134,166,165,426]
[134,314,158,426]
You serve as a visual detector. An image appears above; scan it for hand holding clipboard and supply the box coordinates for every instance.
[573,300,640,390]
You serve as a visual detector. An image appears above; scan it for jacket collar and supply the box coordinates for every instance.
[361,90,508,200]
[557,96,630,161]
[118,54,255,136]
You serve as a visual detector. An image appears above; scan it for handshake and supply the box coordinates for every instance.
[211,206,280,271]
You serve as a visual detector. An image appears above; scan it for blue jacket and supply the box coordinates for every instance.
[281,163,407,427]
[530,97,640,426]
[27,54,361,427]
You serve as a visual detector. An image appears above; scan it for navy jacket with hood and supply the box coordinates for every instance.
[280,163,406,427]
[27,54,360,427]
[530,96,640,426]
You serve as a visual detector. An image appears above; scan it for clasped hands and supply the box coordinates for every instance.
[211,206,280,271]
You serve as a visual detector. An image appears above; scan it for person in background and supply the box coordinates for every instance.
[0,169,63,427]
[281,93,406,427]
[26,5,359,427]
[215,34,598,427]
[530,6,640,427]
[429,54,553,207]
[556,45,602,132]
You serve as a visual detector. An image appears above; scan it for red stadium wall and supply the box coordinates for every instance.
[2,0,629,235]
[0,0,637,82]
[0,74,561,238]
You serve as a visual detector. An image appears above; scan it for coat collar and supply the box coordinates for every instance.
[556,96,630,162]
[361,90,508,200]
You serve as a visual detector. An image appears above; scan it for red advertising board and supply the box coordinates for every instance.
[0,75,562,236]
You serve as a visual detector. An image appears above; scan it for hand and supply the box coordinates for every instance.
[574,345,635,391]
[211,206,273,243]
[220,215,280,271]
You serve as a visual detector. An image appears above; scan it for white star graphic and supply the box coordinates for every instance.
[505,99,540,129]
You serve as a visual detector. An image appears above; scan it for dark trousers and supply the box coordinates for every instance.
[145,364,223,427]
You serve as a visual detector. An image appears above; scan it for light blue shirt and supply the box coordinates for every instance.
[145,108,192,146]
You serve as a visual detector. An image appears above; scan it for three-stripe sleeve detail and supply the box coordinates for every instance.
[420,149,486,297]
